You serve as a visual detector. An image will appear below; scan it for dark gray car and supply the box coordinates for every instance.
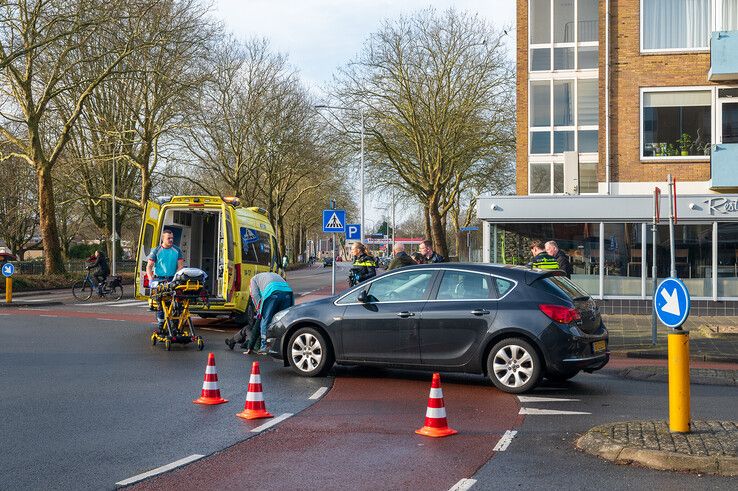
[266,263,609,393]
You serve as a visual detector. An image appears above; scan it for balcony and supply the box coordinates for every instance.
[709,31,738,81]
[711,143,738,189]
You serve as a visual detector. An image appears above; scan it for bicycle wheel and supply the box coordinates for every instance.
[72,280,93,301]
[110,285,123,301]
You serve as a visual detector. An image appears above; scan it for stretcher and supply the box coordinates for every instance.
[150,270,209,351]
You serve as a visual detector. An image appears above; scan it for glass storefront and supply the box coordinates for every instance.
[490,221,718,299]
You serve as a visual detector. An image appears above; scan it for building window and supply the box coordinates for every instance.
[723,0,738,29]
[641,89,712,159]
[529,0,599,72]
[642,0,711,51]
[579,162,598,193]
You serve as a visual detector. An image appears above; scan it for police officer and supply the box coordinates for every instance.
[528,239,560,270]
[349,242,377,284]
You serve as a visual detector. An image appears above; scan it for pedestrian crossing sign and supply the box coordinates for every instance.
[323,210,346,232]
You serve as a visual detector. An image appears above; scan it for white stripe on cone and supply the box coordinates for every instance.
[202,381,219,390]
[205,365,217,374]
[429,388,443,398]
[248,374,261,384]
[246,392,264,402]
[425,407,448,419]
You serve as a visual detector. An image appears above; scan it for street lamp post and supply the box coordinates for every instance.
[314,104,365,243]
[111,153,116,276]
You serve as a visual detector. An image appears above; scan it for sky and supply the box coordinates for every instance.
[212,0,517,232]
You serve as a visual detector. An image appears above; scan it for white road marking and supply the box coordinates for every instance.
[519,407,590,415]
[75,301,126,307]
[39,315,58,318]
[110,300,144,307]
[517,396,580,403]
[23,297,67,302]
[18,308,46,311]
[200,327,226,332]
[298,290,316,297]
[308,387,328,400]
[493,430,518,451]
[115,454,205,486]
[0,313,10,316]
[250,413,293,432]
[448,478,477,491]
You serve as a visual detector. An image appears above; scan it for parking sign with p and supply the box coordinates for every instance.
[346,224,361,241]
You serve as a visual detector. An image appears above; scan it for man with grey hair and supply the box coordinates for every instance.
[387,243,415,270]
[545,240,573,278]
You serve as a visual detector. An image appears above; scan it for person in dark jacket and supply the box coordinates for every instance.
[418,240,446,263]
[87,250,110,294]
[387,243,415,270]
[528,240,559,270]
[545,240,573,278]
[349,242,377,284]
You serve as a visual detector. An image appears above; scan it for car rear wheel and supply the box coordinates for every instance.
[287,327,333,377]
[487,338,542,393]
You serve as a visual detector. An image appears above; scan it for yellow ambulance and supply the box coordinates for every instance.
[134,196,280,325]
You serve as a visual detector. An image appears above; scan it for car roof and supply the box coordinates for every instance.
[394,262,552,283]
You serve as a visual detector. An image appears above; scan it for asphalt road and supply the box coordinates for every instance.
[2,264,736,490]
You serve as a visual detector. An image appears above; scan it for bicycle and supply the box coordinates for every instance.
[72,271,123,301]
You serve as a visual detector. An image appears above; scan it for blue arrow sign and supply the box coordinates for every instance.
[2,263,14,277]
[346,224,361,240]
[460,226,479,232]
[654,277,690,328]
[323,209,346,233]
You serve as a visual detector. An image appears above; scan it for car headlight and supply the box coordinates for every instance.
[272,309,289,324]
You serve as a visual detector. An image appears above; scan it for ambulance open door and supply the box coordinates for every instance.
[135,200,161,300]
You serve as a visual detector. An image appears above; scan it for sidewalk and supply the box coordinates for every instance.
[604,314,738,363]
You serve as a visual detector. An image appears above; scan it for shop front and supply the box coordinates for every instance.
[478,194,738,313]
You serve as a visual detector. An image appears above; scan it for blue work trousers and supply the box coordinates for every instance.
[250,290,294,350]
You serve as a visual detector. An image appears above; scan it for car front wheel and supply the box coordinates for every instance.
[487,338,542,393]
[287,327,333,377]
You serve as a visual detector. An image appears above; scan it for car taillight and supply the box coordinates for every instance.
[539,304,581,324]
[234,264,241,291]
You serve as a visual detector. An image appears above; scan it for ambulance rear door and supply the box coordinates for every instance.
[219,203,236,301]
[135,200,161,300]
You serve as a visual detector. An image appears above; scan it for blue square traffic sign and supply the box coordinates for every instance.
[346,224,361,240]
[323,210,346,233]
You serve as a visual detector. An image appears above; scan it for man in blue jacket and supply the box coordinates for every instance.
[146,229,184,331]
[225,272,293,354]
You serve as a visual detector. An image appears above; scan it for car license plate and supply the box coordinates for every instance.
[593,340,606,353]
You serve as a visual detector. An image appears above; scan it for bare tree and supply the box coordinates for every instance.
[333,8,516,256]
[0,0,162,273]
[0,153,39,259]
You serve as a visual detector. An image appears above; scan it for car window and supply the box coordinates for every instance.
[495,278,514,298]
[532,275,591,301]
[436,271,492,300]
[365,270,435,302]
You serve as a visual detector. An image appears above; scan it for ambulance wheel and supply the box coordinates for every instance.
[196,338,204,351]
[165,339,171,351]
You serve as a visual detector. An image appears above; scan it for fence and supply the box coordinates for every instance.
[12,259,137,276]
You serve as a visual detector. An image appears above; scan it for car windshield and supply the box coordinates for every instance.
[533,275,591,301]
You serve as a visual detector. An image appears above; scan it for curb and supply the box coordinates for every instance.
[0,301,64,308]
[618,366,738,386]
[577,425,738,477]
[622,350,738,364]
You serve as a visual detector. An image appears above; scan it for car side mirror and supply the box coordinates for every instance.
[357,290,369,303]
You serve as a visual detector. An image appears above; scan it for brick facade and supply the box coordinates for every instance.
[516,0,722,196]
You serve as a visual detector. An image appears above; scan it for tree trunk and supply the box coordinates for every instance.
[37,166,66,274]
[428,205,448,258]
[423,206,431,239]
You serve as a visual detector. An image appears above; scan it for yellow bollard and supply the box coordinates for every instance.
[668,330,690,433]
[5,277,11,304]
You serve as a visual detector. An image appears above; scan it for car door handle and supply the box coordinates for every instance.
[470,309,490,316]
[396,311,415,318]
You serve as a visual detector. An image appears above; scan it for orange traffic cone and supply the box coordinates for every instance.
[193,353,228,405]
[236,361,273,420]
[415,372,457,438]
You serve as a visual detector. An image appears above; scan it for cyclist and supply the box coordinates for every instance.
[146,229,185,332]
[87,250,110,295]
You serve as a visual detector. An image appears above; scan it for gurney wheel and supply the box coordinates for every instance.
[196,338,204,351]
[165,339,171,351]
[151,333,157,346]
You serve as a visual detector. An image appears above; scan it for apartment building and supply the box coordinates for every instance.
[479,0,738,310]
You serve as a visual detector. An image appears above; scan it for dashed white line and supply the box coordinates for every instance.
[250,413,293,432]
[493,430,518,451]
[519,407,590,415]
[448,478,477,491]
[39,315,58,318]
[76,301,126,307]
[115,454,205,486]
[517,396,580,403]
[0,313,10,316]
[110,300,145,307]
[308,387,328,400]
[18,308,46,311]
[200,327,226,332]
